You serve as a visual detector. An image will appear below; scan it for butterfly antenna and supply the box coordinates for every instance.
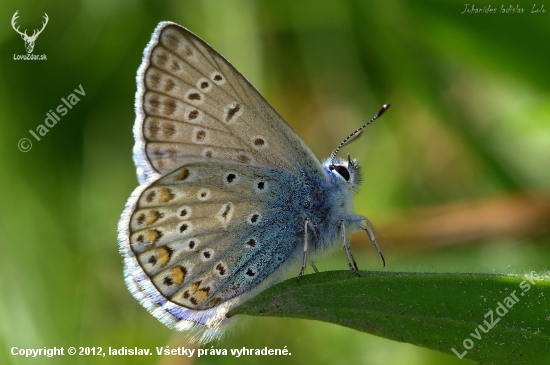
[329,103,390,165]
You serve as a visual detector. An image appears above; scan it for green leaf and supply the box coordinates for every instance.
[229,271,550,364]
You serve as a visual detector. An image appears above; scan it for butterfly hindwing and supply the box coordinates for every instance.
[134,22,324,183]
[125,161,309,312]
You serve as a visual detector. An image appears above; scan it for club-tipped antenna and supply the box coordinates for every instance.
[329,103,390,165]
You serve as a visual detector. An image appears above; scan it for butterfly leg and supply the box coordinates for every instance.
[345,231,359,271]
[340,221,361,277]
[297,218,311,282]
[362,218,386,267]
[311,261,319,273]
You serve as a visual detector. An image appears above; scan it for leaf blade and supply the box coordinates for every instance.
[229,271,550,364]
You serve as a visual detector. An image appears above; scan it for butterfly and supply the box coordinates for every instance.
[118,21,388,344]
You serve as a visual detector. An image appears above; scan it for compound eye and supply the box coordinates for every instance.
[332,165,350,181]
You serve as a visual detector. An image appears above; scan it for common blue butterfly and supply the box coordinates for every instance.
[118,21,388,343]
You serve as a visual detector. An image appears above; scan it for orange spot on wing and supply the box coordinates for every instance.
[155,246,173,266]
[174,168,190,181]
[146,210,163,225]
[158,188,175,203]
[194,288,210,304]
[171,266,187,285]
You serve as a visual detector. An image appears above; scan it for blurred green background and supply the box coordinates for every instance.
[1,0,549,364]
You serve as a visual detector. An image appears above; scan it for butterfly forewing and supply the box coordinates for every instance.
[134,22,324,181]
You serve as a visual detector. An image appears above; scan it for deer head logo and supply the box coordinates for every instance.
[12,11,49,54]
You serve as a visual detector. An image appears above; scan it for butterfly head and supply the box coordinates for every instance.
[324,154,362,193]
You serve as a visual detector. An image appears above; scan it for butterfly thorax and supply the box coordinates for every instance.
[304,157,364,257]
